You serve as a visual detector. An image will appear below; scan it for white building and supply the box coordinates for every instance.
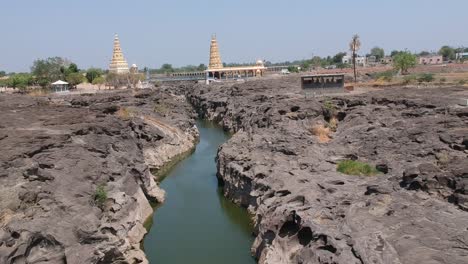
[456,52,468,60]
[342,55,366,66]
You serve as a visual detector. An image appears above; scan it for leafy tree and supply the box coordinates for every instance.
[106,73,119,89]
[438,46,456,61]
[85,68,103,83]
[68,63,79,73]
[8,73,33,90]
[332,52,347,64]
[129,73,145,88]
[370,47,385,60]
[0,79,8,87]
[287,66,299,73]
[310,56,322,67]
[349,34,361,82]
[161,64,174,73]
[419,51,431,56]
[393,52,417,75]
[66,72,85,88]
[92,76,105,90]
[197,64,207,71]
[0,71,6,77]
[106,73,131,89]
[301,61,311,71]
[31,57,72,87]
[390,50,404,57]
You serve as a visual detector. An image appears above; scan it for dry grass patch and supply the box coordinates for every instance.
[116,107,134,120]
[328,117,338,132]
[311,124,331,143]
[153,103,168,114]
[28,88,50,97]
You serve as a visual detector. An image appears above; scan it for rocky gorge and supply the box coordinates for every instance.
[0,89,198,264]
[185,76,468,264]
[1,76,467,264]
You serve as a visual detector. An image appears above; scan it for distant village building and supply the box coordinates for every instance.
[301,74,345,93]
[380,57,393,65]
[342,55,366,66]
[456,52,468,60]
[109,34,129,74]
[205,35,266,79]
[367,55,377,64]
[419,55,443,65]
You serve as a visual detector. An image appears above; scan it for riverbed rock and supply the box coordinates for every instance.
[186,76,468,264]
[0,89,197,264]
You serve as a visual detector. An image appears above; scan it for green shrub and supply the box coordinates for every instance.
[402,75,417,84]
[287,66,299,73]
[323,99,336,111]
[374,70,396,82]
[337,160,379,176]
[459,80,466,85]
[439,77,447,83]
[417,73,434,83]
[94,185,107,206]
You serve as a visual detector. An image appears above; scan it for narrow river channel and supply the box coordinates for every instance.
[143,120,256,264]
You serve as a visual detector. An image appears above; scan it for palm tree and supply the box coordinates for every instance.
[349,34,361,83]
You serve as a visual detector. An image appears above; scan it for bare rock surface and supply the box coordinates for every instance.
[0,89,197,264]
[185,76,468,264]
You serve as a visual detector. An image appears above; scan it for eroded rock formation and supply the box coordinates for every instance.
[186,76,468,264]
[0,89,197,264]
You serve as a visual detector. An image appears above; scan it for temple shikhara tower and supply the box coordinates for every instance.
[205,35,265,79]
[109,34,129,74]
[208,35,223,69]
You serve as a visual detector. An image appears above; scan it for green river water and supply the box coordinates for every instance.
[143,120,256,264]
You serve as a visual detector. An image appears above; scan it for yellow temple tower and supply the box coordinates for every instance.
[109,34,129,74]
[208,35,223,70]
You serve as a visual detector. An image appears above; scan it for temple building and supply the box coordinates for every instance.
[109,34,129,74]
[130,64,139,74]
[205,35,266,79]
[208,35,223,69]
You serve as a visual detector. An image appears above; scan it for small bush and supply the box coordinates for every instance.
[94,185,107,206]
[459,80,466,85]
[402,75,417,84]
[337,160,379,176]
[323,100,336,111]
[417,73,434,83]
[439,77,447,83]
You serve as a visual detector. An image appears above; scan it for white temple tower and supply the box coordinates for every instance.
[109,34,129,74]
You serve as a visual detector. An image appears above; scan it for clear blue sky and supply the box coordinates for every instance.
[1,0,467,72]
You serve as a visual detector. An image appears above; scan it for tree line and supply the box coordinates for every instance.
[1,44,467,88]
[0,57,145,90]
